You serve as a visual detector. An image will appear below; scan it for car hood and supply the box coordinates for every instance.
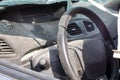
[0,0,70,7]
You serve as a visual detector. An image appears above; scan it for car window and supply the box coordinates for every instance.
[81,0,112,4]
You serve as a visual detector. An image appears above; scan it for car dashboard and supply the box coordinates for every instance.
[0,1,119,80]
[0,2,102,46]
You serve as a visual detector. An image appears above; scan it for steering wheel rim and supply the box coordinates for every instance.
[57,7,118,80]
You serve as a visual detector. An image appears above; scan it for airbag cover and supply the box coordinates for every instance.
[82,38,106,79]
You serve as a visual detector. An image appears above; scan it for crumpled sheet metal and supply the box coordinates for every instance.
[0,0,68,7]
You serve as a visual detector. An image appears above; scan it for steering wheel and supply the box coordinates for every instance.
[57,7,118,80]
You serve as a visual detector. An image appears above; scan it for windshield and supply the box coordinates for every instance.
[81,0,112,4]
[0,0,112,7]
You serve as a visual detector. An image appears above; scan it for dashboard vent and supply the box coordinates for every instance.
[67,23,82,36]
[0,39,15,58]
[83,21,95,32]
